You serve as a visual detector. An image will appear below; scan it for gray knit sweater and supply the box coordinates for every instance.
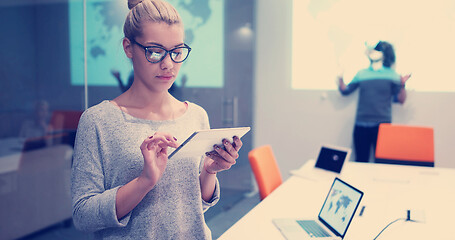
[71,100,220,240]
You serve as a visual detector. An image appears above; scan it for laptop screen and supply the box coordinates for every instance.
[314,146,351,173]
[318,178,363,237]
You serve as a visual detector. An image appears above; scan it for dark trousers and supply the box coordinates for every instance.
[353,125,380,162]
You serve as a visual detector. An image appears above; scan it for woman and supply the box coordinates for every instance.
[337,41,410,163]
[19,99,53,139]
[71,0,242,239]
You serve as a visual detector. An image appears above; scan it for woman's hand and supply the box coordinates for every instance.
[400,73,411,86]
[337,75,346,91]
[115,133,178,219]
[139,132,179,188]
[203,136,243,174]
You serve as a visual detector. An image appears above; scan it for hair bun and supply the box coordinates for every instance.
[128,0,144,10]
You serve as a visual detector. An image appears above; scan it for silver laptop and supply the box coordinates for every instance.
[273,178,363,239]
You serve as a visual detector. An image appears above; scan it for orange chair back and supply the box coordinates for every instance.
[49,110,83,131]
[375,123,434,167]
[248,145,283,200]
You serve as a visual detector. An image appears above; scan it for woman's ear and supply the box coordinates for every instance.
[123,38,133,59]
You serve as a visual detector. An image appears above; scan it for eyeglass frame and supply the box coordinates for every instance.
[130,39,192,64]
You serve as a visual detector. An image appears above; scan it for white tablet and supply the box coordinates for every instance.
[168,127,251,159]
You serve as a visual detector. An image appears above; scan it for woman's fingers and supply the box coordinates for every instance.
[140,137,154,151]
[221,138,242,158]
[141,132,179,152]
[232,136,243,152]
[204,137,244,174]
[206,151,235,170]
[213,144,236,164]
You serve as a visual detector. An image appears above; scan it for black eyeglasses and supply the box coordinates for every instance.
[131,39,191,64]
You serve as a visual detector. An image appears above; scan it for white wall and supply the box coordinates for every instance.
[254,0,455,180]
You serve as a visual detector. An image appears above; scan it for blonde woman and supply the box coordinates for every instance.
[71,1,242,239]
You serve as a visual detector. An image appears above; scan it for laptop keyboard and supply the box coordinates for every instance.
[296,220,331,237]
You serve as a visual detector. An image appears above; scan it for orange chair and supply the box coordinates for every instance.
[248,145,283,200]
[48,110,83,147]
[49,110,83,131]
[375,123,434,167]
[50,110,83,131]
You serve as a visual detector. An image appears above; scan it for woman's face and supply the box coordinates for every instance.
[366,49,383,62]
[124,21,185,93]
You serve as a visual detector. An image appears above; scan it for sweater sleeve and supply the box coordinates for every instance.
[71,110,131,232]
[202,177,220,212]
[340,72,360,96]
[391,80,403,95]
[340,82,359,95]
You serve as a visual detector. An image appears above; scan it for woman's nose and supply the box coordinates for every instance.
[160,54,174,70]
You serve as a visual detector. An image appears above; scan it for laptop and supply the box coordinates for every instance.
[314,145,351,174]
[273,178,363,240]
[291,145,351,181]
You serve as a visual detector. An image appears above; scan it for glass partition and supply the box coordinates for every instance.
[0,1,85,239]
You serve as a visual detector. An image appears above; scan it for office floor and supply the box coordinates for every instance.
[17,189,260,240]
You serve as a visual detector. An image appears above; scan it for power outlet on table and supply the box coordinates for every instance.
[407,209,426,223]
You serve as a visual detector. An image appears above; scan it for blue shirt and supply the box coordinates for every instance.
[340,66,402,124]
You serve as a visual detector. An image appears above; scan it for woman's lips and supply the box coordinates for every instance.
[157,75,173,81]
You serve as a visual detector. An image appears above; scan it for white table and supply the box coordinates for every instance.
[219,160,455,240]
[0,137,25,156]
[0,137,25,174]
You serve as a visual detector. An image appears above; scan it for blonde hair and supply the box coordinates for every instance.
[124,0,182,40]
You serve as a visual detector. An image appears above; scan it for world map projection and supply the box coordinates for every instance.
[69,0,224,88]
